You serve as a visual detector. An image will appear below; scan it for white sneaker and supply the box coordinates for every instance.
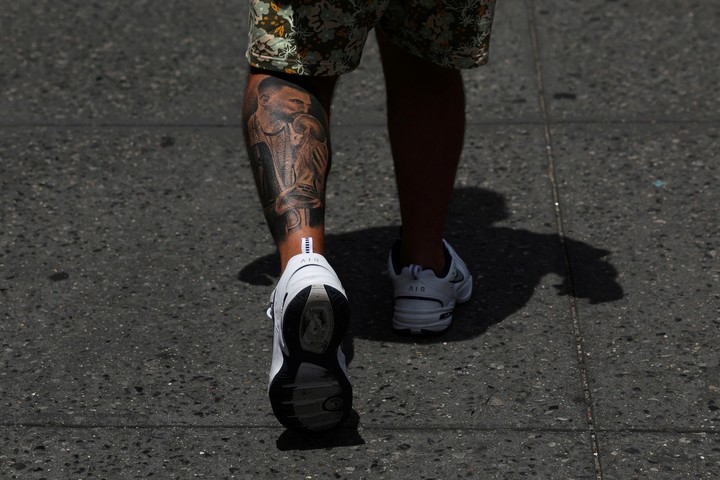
[388,240,473,334]
[267,238,352,432]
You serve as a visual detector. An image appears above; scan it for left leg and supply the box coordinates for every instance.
[244,0,380,431]
[243,69,337,271]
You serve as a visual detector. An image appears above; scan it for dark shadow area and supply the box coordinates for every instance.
[240,187,624,348]
[275,410,365,451]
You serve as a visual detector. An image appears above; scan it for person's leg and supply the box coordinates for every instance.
[243,69,338,271]
[243,0,383,431]
[376,31,466,274]
[377,30,475,335]
[244,69,354,432]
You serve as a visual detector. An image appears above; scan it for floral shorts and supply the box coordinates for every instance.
[247,0,497,76]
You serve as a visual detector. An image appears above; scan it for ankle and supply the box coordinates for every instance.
[278,233,325,272]
[398,242,447,275]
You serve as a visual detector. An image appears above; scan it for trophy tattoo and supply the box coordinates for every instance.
[246,77,329,242]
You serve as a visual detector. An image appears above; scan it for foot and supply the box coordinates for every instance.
[267,238,352,432]
[388,240,473,334]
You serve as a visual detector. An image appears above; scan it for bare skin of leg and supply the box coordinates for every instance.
[377,31,466,274]
[243,69,337,271]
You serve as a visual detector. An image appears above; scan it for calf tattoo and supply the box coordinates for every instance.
[246,77,329,242]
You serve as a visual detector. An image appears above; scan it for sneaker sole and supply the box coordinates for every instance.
[269,284,352,432]
[392,285,473,335]
[392,309,454,335]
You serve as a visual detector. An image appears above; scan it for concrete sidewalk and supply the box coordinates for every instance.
[1,1,718,478]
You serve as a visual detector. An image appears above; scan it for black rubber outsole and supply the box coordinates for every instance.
[269,284,352,432]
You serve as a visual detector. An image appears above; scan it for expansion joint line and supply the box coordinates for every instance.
[525,1,604,478]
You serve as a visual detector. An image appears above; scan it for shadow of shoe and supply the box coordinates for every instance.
[239,187,624,346]
[275,410,365,451]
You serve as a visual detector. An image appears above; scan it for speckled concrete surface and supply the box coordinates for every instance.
[554,124,719,435]
[2,1,719,478]
[0,427,598,479]
[534,0,720,122]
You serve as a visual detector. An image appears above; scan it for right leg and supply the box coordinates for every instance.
[377,32,474,334]
[377,32,465,274]
[374,0,495,332]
